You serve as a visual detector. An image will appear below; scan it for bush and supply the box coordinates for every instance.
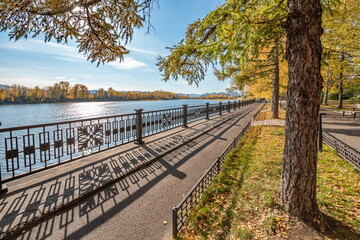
[327,92,352,100]
[328,92,338,100]
[350,96,360,104]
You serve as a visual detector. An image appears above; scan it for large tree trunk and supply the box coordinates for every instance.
[280,0,323,223]
[272,53,280,118]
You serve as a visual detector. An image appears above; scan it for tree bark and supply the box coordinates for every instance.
[337,76,343,109]
[272,52,280,118]
[322,69,330,105]
[280,0,323,223]
[337,54,344,109]
[322,81,329,105]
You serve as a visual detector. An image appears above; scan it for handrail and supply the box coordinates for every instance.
[323,131,360,170]
[0,100,257,186]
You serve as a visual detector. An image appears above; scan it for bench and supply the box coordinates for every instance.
[343,103,360,119]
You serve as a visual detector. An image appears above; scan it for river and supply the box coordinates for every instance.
[0,99,223,128]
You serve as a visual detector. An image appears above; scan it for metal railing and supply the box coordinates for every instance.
[0,100,256,186]
[323,132,360,170]
[172,121,252,238]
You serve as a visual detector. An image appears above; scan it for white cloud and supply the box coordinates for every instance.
[1,39,151,70]
[53,56,82,62]
[108,57,148,70]
[127,46,161,55]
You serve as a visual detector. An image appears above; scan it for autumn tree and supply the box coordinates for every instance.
[0,89,7,102]
[321,0,360,108]
[279,0,323,222]
[68,84,89,100]
[157,0,326,222]
[157,0,286,118]
[246,58,288,102]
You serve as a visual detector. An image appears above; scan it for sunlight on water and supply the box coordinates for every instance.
[0,99,220,128]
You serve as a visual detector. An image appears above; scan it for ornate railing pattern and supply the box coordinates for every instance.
[323,132,360,170]
[0,100,256,184]
[142,107,184,137]
[172,121,252,238]
[0,113,138,180]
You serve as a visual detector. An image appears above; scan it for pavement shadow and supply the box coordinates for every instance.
[0,108,249,240]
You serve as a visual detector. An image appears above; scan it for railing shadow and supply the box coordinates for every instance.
[0,106,249,240]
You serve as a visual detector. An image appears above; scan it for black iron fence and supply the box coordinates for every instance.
[172,121,252,238]
[0,100,256,185]
[323,132,360,171]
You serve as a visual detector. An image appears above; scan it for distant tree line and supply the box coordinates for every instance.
[198,94,236,100]
[0,82,188,104]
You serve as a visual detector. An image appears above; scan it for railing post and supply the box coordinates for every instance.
[228,101,231,113]
[0,158,6,194]
[234,100,236,110]
[206,103,210,120]
[216,156,221,171]
[0,131,8,194]
[0,122,7,194]
[219,102,222,115]
[172,207,178,239]
[0,180,7,194]
[183,104,188,128]
[134,108,144,144]
[318,113,326,152]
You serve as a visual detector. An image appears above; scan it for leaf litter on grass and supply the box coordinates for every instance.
[177,104,359,240]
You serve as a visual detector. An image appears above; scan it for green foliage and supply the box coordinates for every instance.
[322,0,360,106]
[328,92,339,100]
[327,92,353,101]
[0,0,157,65]
[157,0,287,88]
[350,96,360,104]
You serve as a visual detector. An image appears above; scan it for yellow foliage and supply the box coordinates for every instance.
[246,59,288,100]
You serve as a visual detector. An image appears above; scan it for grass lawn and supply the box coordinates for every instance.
[321,100,358,111]
[177,106,359,240]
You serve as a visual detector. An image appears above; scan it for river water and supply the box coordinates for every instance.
[0,99,223,128]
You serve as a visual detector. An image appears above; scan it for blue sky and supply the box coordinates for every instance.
[0,0,228,94]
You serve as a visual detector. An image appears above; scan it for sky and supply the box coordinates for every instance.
[0,0,228,94]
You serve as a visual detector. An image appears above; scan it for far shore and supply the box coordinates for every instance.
[0,98,241,106]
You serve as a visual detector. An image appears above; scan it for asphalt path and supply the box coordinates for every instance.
[321,108,360,152]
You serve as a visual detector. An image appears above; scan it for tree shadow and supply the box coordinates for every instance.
[316,212,360,240]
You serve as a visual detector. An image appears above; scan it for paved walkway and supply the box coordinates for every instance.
[321,108,360,152]
[252,108,360,153]
[251,119,285,126]
[0,104,263,240]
